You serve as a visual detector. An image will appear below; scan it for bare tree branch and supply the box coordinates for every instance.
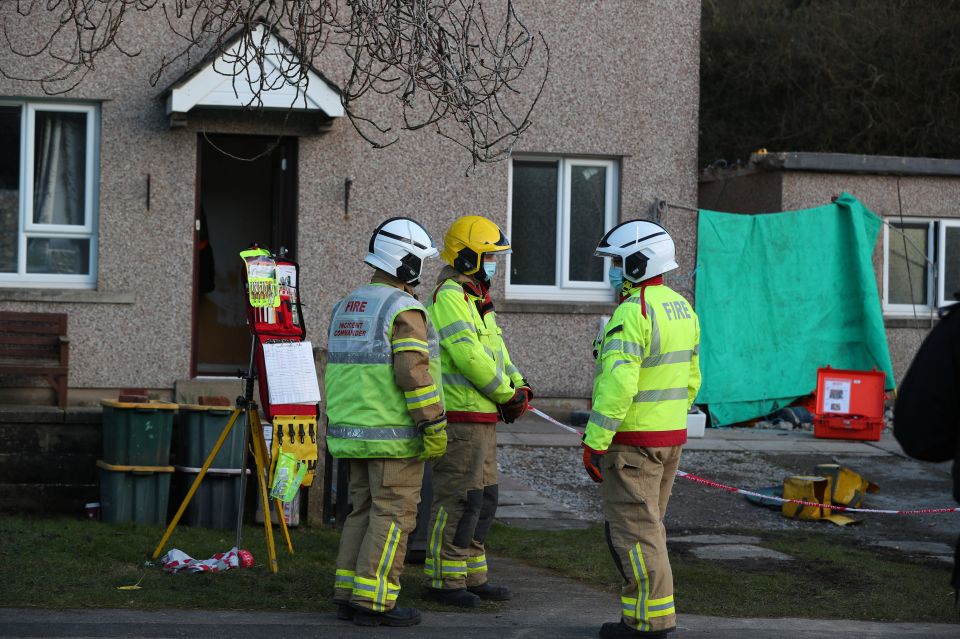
[0,0,549,165]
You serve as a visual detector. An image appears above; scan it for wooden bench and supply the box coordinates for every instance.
[0,311,69,408]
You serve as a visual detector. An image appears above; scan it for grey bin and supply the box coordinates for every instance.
[177,405,245,469]
[174,465,249,529]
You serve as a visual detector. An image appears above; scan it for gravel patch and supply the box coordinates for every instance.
[498,445,603,521]
[497,444,956,545]
[497,446,790,527]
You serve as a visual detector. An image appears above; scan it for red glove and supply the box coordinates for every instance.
[582,445,605,483]
[497,387,531,424]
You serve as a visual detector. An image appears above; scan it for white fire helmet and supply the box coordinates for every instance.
[364,217,439,285]
[595,220,678,283]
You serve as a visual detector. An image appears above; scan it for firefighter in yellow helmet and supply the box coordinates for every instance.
[422,215,531,607]
[326,218,447,627]
[583,220,701,638]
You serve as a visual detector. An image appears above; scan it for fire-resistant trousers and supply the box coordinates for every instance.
[425,422,498,590]
[333,457,424,612]
[600,444,682,633]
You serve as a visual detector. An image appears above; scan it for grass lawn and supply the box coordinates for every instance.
[486,523,959,624]
[1,515,956,624]
[0,515,470,613]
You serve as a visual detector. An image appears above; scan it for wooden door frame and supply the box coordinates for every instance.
[190,134,299,378]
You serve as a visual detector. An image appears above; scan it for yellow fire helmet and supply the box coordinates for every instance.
[441,215,512,275]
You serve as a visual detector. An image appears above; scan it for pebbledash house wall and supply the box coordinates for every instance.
[0,1,701,406]
[699,151,960,387]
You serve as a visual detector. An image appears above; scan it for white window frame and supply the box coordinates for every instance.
[937,220,960,308]
[882,217,937,315]
[0,100,100,288]
[506,156,618,302]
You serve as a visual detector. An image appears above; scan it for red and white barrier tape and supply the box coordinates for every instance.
[527,406,960,516]
[529,406,582,436]
[675,470,960,515]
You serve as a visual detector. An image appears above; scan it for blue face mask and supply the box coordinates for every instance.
[608,266,624,291]
[482,261,497,280]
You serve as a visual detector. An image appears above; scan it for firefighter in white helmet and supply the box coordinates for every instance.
[326,217,447,627]
[583,220,701,638]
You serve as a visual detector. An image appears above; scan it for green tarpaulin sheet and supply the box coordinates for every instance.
[694,193,895,426]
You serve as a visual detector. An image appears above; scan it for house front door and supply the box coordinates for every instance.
[192,133,297,376]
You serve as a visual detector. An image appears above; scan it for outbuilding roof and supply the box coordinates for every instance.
[704,151,960,181]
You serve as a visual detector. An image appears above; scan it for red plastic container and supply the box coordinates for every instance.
[813,366,886,441]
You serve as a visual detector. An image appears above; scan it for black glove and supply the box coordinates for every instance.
[497,388,531,424]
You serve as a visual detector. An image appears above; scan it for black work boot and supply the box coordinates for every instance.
[599,621,675,638]
[424,587,481,607]
[335,602,354,620]
[467,582,512,601]
[351,605,422,627]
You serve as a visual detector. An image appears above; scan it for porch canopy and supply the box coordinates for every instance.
[163,24,344,123]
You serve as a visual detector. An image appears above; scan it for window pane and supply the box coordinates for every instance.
[888,223,929,305]
[0,106,20,272]
[568,165,607,282]
[26,237,90,275]
[33,110,86,226]
[511,161,558,285]
[944,226,960,304]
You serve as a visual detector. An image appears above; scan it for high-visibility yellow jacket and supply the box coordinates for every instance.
[325,279,443,458]
[428,266,524,422]
[584,277,701,451]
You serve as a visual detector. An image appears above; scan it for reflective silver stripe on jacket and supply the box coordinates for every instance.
[479,371,505,396]
[623,295,661,357]
[588,411,622,432]
[392,338,429,352]
[442,373,473,388]
[327,425,420,440]
[405,388,440,405]
[443,368,504,396]
[641,349,694,368]
[439,319,473,340]
[647,302,661,356]
[632,387,689,403]
[327,351,391,364]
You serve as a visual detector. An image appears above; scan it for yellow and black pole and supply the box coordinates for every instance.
[151,408,241,561]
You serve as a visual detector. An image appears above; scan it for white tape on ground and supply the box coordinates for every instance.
[528,406,960,516]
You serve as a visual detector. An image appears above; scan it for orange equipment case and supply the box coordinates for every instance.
[813,366,886,441]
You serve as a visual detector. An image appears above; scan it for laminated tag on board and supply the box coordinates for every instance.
[240,247,280,308]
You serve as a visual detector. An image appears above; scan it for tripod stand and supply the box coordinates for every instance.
[150,363,294,574]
